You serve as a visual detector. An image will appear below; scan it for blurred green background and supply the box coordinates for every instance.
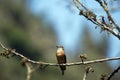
[0,0,119,80]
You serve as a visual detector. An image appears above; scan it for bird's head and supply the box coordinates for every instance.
[56,45,64,50]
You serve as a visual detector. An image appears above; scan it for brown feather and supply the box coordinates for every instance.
[56,47,66,75]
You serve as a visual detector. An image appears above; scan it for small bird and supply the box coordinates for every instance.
[56,45,66,75]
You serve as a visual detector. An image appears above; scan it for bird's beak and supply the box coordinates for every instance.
[56,46,59,48]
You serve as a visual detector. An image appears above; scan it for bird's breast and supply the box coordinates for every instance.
[56,50,64,56]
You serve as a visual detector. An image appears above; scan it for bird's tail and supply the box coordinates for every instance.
[62,70,64,75]
[60,66,66,75]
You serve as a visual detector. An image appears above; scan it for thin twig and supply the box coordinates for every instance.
[83,71,87,80]
[83,66,94,80]
[25,63,33,80]
[107,66,120,80]
[73,0,89,11]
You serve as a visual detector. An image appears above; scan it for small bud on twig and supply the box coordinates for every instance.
[80,54,87,63]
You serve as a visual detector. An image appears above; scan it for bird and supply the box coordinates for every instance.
[56,45,66,75]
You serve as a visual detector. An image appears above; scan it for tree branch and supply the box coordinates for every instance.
[96,0,120,32]
[73,0,120,39]
[0,42,120,66]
